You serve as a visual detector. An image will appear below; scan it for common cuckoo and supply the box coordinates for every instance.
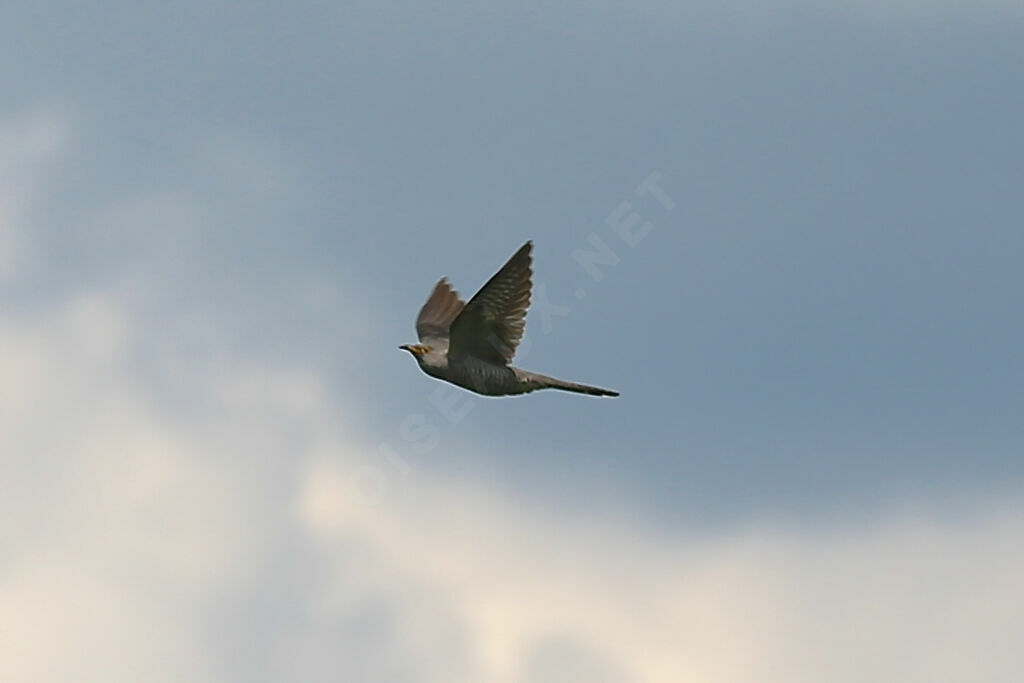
[400,241,619,398]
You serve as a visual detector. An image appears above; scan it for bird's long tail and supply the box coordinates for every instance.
[524,371,620,397]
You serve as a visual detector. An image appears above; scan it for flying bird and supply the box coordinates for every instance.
[400,241,619,397]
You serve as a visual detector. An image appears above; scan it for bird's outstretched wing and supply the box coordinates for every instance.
[416,278,465,342]
[448,241,532,365]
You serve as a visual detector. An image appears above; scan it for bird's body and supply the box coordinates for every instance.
[416,344,529,396]
[400,241,619,398]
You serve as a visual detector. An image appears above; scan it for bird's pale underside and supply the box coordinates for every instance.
[400,241,619,398]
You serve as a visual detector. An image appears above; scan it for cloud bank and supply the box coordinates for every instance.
[3,290,1022,682]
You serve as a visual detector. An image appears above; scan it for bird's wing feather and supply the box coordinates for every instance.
[448,241,532,365]
[416,278,465,342]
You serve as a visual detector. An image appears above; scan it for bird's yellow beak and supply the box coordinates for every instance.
[400,344,429,355]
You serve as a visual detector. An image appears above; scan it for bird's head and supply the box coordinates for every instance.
[399,344,432,362]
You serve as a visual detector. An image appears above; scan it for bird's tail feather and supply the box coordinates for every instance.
[525,371,619,397]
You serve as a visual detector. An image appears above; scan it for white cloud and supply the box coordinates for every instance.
[301,459,1024,682]
[6,292,1022,683]
[0,295,260,682]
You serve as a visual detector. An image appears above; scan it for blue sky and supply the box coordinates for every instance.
[3,2,1023,681]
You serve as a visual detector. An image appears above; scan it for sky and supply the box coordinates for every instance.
[2,1,1023,681]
